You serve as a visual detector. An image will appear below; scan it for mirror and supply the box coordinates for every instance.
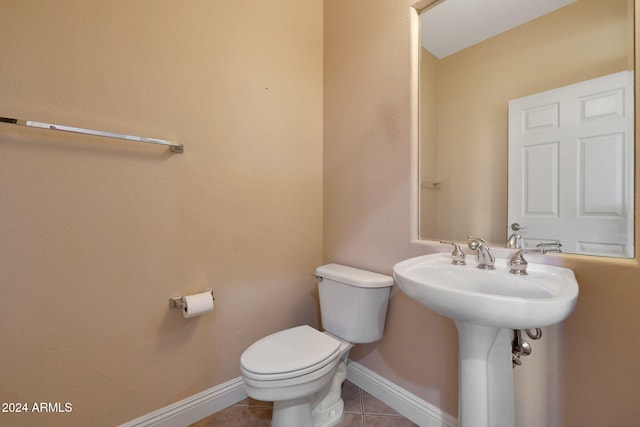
[417,0,635,258]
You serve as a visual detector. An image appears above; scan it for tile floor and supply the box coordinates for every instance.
[188,380,418,427]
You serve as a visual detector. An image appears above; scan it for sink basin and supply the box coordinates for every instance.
[393,253,579,330]
[393,252,579,427]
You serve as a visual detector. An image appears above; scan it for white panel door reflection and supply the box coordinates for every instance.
[508,71,634,257]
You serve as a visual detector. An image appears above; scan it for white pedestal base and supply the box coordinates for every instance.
[455,320,515,427]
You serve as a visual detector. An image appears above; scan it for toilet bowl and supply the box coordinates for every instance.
[241,326,352,427]
[240,264,394,427]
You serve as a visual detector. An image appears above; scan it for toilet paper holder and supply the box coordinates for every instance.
[169,290,215,309]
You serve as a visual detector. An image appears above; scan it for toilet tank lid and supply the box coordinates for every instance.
[315,263,394,288]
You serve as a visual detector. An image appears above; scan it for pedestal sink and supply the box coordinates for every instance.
[393,253,578,427]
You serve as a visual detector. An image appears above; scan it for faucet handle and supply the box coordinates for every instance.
[509,248,549,275]
[510,242,562,275]
[440,240,466,265]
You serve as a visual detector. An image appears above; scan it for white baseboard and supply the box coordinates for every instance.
[118,376,247,427]
[119,361,457,427]
[346,360,458,427]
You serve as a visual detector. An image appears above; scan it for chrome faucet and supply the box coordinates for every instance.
[505,233,522,249]
[509,242,562,275]
[467,237,495,270]
[505,223,527,249]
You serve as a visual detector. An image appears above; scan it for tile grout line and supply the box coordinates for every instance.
[360,386,366,427]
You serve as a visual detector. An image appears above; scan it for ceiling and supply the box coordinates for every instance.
[420,0,577,59]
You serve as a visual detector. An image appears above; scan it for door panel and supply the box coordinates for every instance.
[508,71,634,257]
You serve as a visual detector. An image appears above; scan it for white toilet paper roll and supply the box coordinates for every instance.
[182,292,214,319]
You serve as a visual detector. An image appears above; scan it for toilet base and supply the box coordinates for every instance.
[272,398,313,427]
[269,360,348,427]
[311,361,347,427]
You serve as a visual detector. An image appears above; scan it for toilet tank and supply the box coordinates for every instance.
[315,264,393,344]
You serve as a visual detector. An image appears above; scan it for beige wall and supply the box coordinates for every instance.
[423,0,631,243]
[324,0,459,415]
[325,0,640,426]
[0,1,322,426]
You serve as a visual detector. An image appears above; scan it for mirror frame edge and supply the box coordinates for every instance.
[409,4,421,245]
[635,0,639,263]
[409,0,444,248]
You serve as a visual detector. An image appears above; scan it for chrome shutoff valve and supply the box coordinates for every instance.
[512,328,543,368]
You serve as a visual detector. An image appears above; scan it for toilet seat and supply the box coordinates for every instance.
[241,325,342,381]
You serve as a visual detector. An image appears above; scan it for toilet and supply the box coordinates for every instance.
[240,263,394,427]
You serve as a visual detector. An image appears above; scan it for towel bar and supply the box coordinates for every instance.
[0,116,184,153]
